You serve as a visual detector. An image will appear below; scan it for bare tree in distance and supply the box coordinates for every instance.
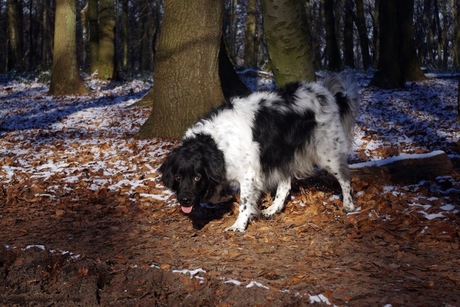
[49,0,88,96]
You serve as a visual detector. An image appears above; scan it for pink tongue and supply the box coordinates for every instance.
[181,206,193,214]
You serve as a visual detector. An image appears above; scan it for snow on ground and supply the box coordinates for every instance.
[1,71,459,298]
[352,72,460,161]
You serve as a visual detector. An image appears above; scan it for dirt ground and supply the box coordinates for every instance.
[1,161,460,306]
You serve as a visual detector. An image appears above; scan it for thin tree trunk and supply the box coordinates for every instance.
[122,0,129,72]
[88,0,98,75]
[95,0,115,79]
[354,0,371,69]
[80,3,88,68]
[400,0,425,81]
[7,0,24,71]
[372,0,380,66]
[458,78,460,120]
[441,1,449,69]
[455,0,460,68]
[324,0,342,71]
[343,0,354,68]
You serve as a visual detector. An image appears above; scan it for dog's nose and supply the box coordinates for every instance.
[179,196,193,205]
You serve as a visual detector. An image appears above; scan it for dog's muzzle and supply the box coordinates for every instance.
[178,194,195,214]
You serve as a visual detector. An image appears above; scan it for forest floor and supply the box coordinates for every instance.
[0,71,459,306]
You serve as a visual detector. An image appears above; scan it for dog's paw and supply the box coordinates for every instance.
[224,222,246,232]
[261,207,277,219]
[342,202,355,213]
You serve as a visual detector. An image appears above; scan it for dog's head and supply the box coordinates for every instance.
[159,136,226,214]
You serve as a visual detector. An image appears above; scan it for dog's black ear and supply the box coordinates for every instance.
[159,153,176,188]
[202,150,226,185]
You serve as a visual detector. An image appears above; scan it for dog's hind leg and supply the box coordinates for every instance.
[321,154,354,212]
[261,178,291,218]
[224,172,260,232]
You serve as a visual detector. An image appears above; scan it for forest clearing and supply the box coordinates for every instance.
[0,71,459,305]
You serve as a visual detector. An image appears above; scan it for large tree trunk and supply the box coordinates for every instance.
[138,0,224,139]
[262,0,316,85]
[49,0,88,96]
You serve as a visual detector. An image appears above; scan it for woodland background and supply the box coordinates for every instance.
[5,0,460,138]
[2,0,460,78]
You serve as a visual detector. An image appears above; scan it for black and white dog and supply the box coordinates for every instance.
[160,73,359,231]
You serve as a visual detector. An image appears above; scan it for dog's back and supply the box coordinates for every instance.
[322,73,360,145]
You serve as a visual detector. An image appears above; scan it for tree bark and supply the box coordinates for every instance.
[343,0,354,68]
[138,0,225,139]
[262,0,316,85]
[454,0,460,69]
[372,0,380,66]
[121,0,129,72]
[400,0,425,81]
[457,77,460,120]
[88,0,98,75]
[7,0,24,71]
[354,0,371,69]
[370,0,424,89]
[244,0,257,68]
[95,0,115,79]
[41,0,53,68]
[324,0,342,71]
[49,0,88,96]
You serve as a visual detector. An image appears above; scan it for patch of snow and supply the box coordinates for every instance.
[172,268,206,279]
[22,244,46,251]
[309,293,333,305]
[221,277,243,286]
[18,244,81,259]
[246,280,269,290]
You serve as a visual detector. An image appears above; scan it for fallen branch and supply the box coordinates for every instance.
[350,150,454,183]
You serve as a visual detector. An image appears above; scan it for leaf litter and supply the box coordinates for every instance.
[0,72,459,306]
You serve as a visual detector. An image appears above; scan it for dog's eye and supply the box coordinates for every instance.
[193,174,202,182]
[174,175,182,182]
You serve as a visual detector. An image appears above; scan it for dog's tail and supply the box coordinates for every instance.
[322,73,360,145]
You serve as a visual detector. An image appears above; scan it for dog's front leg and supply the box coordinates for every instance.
[224,173,260,232]
[261,178,291,218]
